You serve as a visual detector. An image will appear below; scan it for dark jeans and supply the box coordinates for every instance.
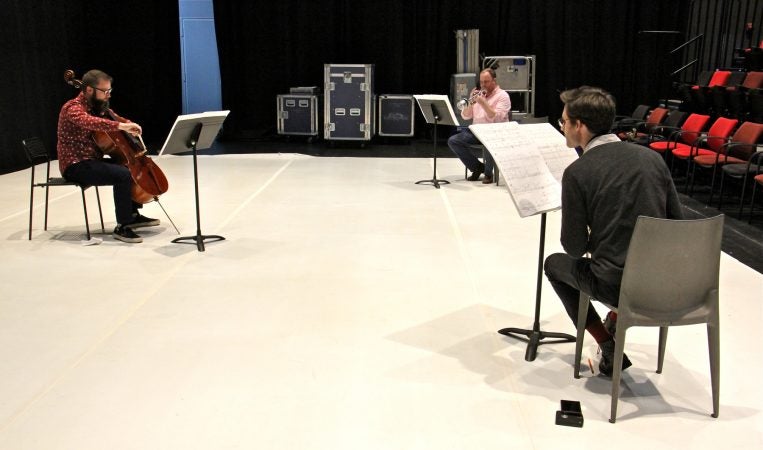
[543,253,621,328]
[447,129,494,175]
[64,159,137,226]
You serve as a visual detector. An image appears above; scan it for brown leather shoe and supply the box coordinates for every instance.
[482,175,493,184]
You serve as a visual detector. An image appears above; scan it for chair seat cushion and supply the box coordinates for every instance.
[694,154,745,166]
[671,146,715,159]
[649,141,688,153]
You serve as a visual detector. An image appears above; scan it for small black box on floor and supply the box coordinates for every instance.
[277,94,319,136]
[378,95,415,137]
[555,400,584,428]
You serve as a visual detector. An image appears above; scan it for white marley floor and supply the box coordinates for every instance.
[0,153,761,450]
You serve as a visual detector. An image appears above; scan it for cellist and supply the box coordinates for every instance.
[57,69,159,243]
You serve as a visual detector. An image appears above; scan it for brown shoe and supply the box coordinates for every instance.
[482,175,493,184]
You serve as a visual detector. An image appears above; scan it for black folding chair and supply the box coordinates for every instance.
[23,137,104,240]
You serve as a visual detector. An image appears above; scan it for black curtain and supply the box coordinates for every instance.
[213,0,689,138]
[0,0,181,175]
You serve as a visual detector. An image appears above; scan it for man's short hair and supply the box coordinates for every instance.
[480,68,497,79]
[560,86,616,135]
[81,69,113,92]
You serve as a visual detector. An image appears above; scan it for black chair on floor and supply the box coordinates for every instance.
[23,137,104,240]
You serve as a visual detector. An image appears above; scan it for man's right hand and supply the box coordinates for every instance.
[118,121,142,136]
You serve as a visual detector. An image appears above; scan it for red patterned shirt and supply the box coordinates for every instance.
[56,93,124,175]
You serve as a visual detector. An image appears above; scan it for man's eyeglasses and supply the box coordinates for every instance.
[91,86,113,95]
[557,117,568,129]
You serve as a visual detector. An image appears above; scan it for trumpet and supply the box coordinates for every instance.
[456,89,486,111]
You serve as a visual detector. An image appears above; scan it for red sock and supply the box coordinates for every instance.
[586,320,612,344]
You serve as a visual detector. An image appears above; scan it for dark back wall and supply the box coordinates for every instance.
[0,1,181,175]
[213,0,689,138]
[2,0,693,175]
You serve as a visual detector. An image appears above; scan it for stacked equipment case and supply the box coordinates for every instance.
[377,95,415,137]
[277,90,320,138]
[324,64,375,142]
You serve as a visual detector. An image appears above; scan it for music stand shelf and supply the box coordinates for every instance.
[159,110,230,252]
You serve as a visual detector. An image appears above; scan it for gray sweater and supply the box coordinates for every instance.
[560,140,684,284]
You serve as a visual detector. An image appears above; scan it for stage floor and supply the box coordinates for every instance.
[0,154,761,449]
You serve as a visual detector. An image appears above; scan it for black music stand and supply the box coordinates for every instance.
[469,122,578,362]
[159,110,230,252]
[497,212,576,361]
[413,95,459,189]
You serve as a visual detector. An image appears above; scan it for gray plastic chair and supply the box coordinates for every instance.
[573,215,724,423]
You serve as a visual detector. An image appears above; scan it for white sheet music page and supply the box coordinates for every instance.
[469,122,578,218]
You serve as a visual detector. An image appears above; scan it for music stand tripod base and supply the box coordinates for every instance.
[172,234,225,252]
[496,212,575,362]
[415,178,450,189]
[498,327,576,362]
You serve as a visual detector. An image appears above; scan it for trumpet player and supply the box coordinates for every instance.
[447,68,511,183]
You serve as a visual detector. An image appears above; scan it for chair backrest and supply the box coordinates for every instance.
[731,121,763,145]
[644,107,669,129]
[618,215,723,324]
[725,71,747,87]
[705,117,738,151]
[631,104,650,121]
[696,70,713,87]
[22,137,52,165]
[678,113,711,144]
[741,71,763,89]
[663,110,688,129]
[725,122,763,160]
[707,70,731,87]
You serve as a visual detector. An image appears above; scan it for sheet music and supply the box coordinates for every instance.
[469,122,578,218]
[413,94,460,126]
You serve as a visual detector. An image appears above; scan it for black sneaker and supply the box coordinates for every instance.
[598,339,632,377]
[467,163,485,181]
[112,225,143,243]
[603,311,617,337]
[125,213,160,229]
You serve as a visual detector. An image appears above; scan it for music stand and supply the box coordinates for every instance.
[469,122,578,361]
[159,110,230,252]
[413,95,459,189]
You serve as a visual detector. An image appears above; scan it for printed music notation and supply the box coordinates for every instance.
[469,122,579,218]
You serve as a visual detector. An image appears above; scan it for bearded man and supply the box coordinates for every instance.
[57,69,159,243]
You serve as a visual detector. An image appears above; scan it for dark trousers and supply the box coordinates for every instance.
[447,129,494,175]
[543,253,621,328]
[64,159,137,226]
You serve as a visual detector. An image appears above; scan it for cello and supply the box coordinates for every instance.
[63,69,169,204]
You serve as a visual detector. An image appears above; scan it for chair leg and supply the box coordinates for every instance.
[573,292,590,379]
[717,171,727,209]
[738,173,750,219]
[657,326,668,374]
[708,322,720,418]
[750,181,759,224]
[707,166,719,205]
[95,186,105,233]
[44,184,50,231]
[610,326,628,424]
[28,174,35,241]
[80,188,92,241]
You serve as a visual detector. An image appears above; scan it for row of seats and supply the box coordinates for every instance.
[611,107,763,222]
[674,69,763,121]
